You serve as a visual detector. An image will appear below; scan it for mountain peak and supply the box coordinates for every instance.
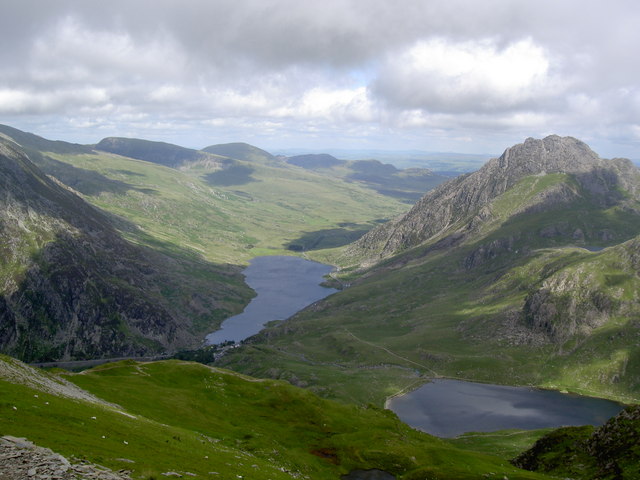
[348,135,638,261]
[495,135,600,174]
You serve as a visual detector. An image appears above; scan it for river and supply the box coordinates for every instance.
[205,255,337,345]
[387,378,624,437]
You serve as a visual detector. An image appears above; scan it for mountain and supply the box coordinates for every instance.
[0,138,251,362]
[0,355,551,480]
[350,135,640,261]
[220,135,640,406]
[202,142,276,163]
[95,136,218,168]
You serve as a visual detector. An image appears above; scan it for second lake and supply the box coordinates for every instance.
[387,378,623,437]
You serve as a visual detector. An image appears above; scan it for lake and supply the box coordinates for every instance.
[387,378,623,437]
[206,255,337,345]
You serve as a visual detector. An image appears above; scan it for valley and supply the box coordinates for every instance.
[1,126,640,479]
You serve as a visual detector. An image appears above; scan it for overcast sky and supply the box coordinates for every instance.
[1,0,639,158]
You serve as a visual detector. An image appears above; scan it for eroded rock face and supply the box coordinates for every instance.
[0,436,131,480]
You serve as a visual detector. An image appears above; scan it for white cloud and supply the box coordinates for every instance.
[1,1,640,157]
[30,16,187,83]
[373,38,558,114]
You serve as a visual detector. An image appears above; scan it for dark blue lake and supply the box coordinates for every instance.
[388,378,623,437]
[206,255,337,345]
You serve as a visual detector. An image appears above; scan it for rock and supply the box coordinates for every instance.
[0,435,131,480]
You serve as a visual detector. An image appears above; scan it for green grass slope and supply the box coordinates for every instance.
[18,143,408,265]
[0,356,551,480]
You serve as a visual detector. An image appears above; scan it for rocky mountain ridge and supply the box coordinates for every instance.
[350,135,640,261]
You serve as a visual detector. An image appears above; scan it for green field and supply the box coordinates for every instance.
[0,356,552,480]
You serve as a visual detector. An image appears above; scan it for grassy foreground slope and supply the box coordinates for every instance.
[0,356,550,480]
[220,137,640,406]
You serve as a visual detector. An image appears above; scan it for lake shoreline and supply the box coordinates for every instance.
[386,377,625,438]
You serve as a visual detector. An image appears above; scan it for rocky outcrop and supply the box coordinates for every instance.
[522,286,613,342]
[517,233,640,343]
[0,139,248,362]
[349,135,640,261]
[0,436,131,480]
[512,405,640,479]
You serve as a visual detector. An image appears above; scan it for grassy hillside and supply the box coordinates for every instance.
[220,166,640,406]
[26,149,407,265]
[0,356,551,480]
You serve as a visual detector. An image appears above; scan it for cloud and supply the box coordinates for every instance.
[372,37,559,114]
[0,0,639,157]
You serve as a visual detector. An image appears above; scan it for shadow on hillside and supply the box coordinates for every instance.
[0,225,250,363]
[28,151,154,196]
[286,223,377,251]
[204,164,256,186]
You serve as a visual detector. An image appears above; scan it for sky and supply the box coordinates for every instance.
[1,0,640,159]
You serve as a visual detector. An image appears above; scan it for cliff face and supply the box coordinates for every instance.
[350,135,640,261]
[0,139,248,362]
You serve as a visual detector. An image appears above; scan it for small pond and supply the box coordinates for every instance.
[206,255,337,345]
[387,378,624,437]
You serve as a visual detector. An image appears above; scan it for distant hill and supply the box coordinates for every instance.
[95,137,215,168]
[0,138,250,362]
[0,124,91,155]
[285,154,449,203]
[202,142,276,163]
[287,153,345,169]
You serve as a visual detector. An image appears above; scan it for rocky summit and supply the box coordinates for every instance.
[349,135,640,262]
